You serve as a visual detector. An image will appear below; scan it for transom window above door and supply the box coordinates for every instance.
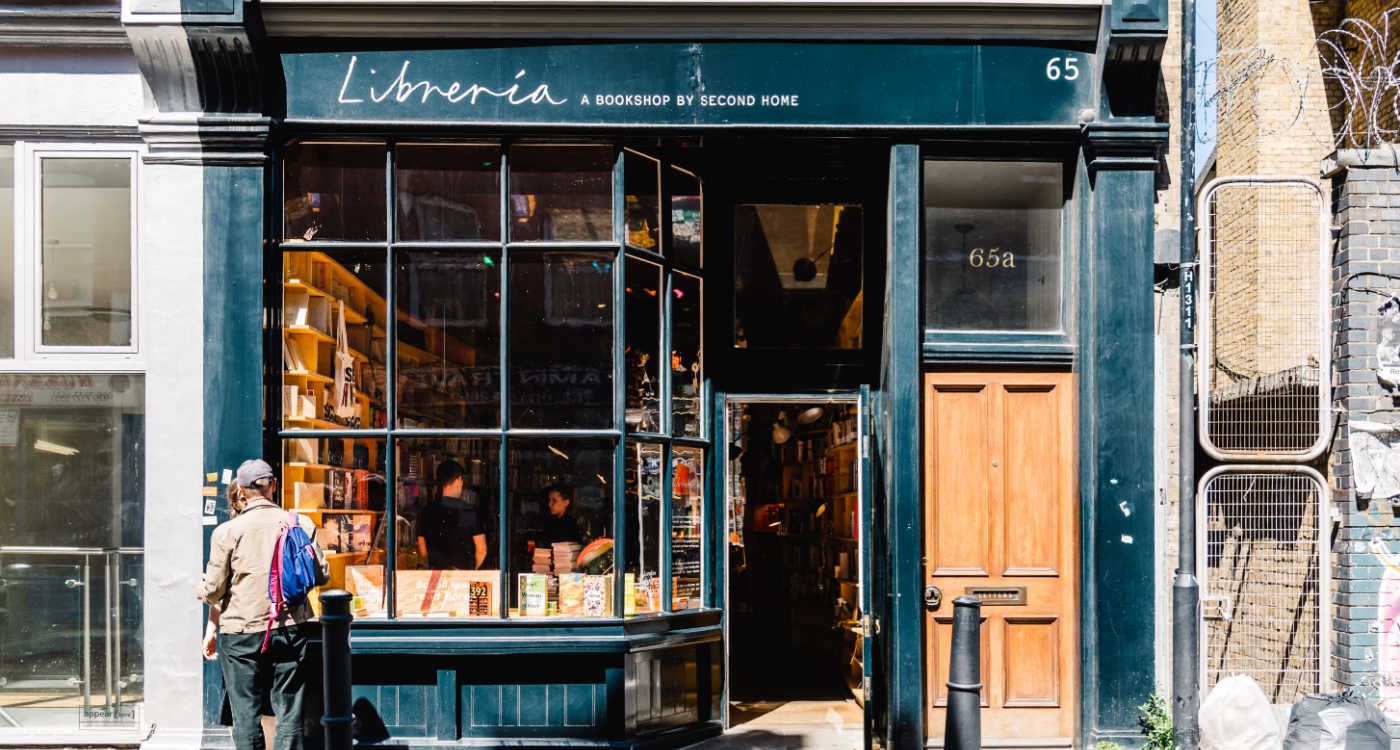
[733,203,864,350]
[922,160,1066,336]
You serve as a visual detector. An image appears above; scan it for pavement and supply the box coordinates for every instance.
[684,700,863,750]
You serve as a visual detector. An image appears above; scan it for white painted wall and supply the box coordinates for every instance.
[0,48,146,127]
[136,157,206,750]
[0,42,207,750]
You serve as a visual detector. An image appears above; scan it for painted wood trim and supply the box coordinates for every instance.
[1077,147,1158,745]
[884,143,925,749]
[201,163,269,727]
[259,1,1102,41]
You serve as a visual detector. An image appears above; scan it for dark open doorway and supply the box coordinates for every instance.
[722,397,864,740]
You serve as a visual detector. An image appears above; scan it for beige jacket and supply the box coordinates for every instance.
[198,499,330,634]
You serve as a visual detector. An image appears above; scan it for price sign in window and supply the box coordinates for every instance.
[923,161,1064,333]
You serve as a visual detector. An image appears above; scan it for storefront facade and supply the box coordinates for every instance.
[2,1,1168,749]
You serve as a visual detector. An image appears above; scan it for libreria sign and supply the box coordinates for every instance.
[286,43,1095,127]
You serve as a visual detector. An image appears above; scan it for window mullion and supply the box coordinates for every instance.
[383,144,397,620]
[498,145,511,619]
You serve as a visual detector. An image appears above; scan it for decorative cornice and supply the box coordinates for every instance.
[258,0,1103,42]
[1082,119,1169,182]
[139,113,270,166]
[0,6,128,47]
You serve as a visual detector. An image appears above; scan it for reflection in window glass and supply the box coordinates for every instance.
[284,143,386,242]
[282,251,387,431]
[671,446,703,610]
[669,167,702,268]
[41,157,132,347]
[396,251,501,428]
[509,146,613,242]
[281,438,387,617]
[0,375,145,728]
[624,151,660,251]
[0,145,12,357]
[625,442,663,615]
[625,258,661,433]
[393,438,500,617]
[733,204,862,350]
[507,439,615,617]
[509,252,614,429]
[672,273,702,437]
[396,144,501,242]
[923,161,1063,332]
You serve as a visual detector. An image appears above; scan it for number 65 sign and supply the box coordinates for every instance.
[1045,57,1081,81]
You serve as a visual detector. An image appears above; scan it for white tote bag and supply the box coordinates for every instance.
[333,300,358,420]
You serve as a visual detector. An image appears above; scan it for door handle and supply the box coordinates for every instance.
[924,584,942,611]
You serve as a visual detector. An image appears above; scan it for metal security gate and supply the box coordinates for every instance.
[1198,466,1329,702]
[1198,177,1330,461]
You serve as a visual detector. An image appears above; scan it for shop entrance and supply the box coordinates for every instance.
[721,395,866,746]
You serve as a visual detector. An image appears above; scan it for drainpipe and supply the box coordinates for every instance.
[1172,0,1201,742]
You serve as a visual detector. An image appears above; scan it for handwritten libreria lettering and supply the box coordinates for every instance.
[337,56,566,106]
[335,55,800,110]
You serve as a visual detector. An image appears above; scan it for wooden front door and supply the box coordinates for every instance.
[923,371,1078,746]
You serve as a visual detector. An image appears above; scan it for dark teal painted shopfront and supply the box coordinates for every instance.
[174,3,1169,747]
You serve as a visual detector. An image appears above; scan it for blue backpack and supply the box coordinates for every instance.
[262,511,320,652]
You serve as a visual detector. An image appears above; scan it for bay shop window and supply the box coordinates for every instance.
[276,141,706,620]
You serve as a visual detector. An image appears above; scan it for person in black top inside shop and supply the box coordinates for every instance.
[416,460,488,569]
[537,484,583,547]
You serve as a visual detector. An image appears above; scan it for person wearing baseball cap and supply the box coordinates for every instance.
[197,458,328,750]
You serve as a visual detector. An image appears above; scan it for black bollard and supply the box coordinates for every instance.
[319,589,354,750]
[944,596,982,750]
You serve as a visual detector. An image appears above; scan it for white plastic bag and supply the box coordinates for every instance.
[1200,675,1283,750]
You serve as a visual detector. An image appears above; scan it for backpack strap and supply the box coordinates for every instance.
[260,515,294,653]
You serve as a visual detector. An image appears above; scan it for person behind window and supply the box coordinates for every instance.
[416,460,488,569]
[537,483,583,547]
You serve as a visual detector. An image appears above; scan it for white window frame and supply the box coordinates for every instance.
[5,141,144,371]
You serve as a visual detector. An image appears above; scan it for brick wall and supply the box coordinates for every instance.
[1328,157,1400,720]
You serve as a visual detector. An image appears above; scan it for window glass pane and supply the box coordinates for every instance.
[396,144,501,242]
[508,146,613,242]
[394,438,500,618]
[669,167,702,268]
[623,151,660,251]
[508,251,614,429]
[282,250,387,431]
[923,161,1064,332]
[280,437,387,618]
[733,204,862,350]
[624,257,661,433]
[506,439,615,618]
[672,273,702,437]
[284,143,386,242]
[396,250,501,428]
[624,442,663,615]
[0,145,12,357]
[671,446,704,610]
[0,374,145,728]
[40,157,132,347]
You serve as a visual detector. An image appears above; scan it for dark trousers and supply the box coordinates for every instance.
[220,626,309,750]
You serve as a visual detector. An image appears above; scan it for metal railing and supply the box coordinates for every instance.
[0,546,142,728]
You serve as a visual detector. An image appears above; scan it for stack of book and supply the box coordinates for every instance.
[552,542,581,573]
[531,547,553,573]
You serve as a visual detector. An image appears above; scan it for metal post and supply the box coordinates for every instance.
[943,596,982,750]
[1173,0,1202,740]
[319,589,354,750]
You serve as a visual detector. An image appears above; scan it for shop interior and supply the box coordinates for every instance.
[725,399,864,727]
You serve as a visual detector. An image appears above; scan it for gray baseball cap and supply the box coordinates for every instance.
[235,459,276,488]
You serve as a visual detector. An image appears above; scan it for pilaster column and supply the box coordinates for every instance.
[1080,119,1168,746]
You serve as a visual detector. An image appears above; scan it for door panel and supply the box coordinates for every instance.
[923,371,1076,745]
